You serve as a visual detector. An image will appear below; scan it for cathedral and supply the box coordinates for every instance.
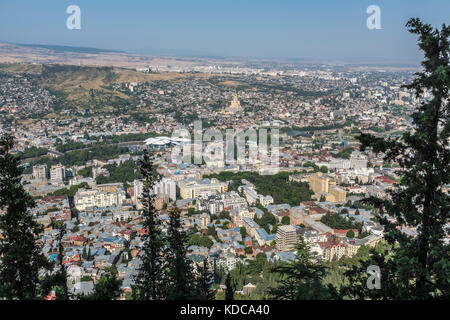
[222,94,243,114]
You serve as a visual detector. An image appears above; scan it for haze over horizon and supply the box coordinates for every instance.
[1,0,449,64]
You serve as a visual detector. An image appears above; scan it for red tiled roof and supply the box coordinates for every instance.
[376,176,396,184]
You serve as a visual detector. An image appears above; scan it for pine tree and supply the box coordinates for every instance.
[345,18,450,299]
[81,267,122,300]
[82,246,87,260]
[166,207,195,300]
[40,220,69,300]
[54,221,69,299]
[0,134,49,300]
[87,246,92,261]
[195,259,215,300]
[132,152,166,300]
[225,272,234,300]
[268,237,337,300]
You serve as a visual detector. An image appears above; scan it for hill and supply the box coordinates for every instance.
[0,63,213,114]
[15,43,124,54]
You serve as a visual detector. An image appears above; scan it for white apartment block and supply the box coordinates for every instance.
[276,225,298,251]
[50,164,65,181]
[74,188,126,211]
[258,195,274,207]
[154,177,177,202]
[217,254,239,272]
[133,179,144,203]
[32,164,48,180]
[199,213,211,229]
[178,178,227,199]
[239,185,258,205]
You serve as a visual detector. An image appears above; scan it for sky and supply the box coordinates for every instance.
[0,0,449,64]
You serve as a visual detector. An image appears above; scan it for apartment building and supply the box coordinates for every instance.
[308,172,346,203]
[74,188,126,210]
[32,164,48,180]
[178,178,227,199]
[50,164,65,181]
[327,185,346,203]
[276,225,298,251]
[199,212,211,229]
[196,191,247,214]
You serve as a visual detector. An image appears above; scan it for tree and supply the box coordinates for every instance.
[346,18,450,300]
[166,207,195,300]
[225,273,234,300]
[268,237,337,300]
[132,152,167,300]
[255,211,276,233]
[87,247,92,261]
[82,268,122,300]
[40,220,69,300]
[320,166,328,173]
[240,226,247,238]
[188,234,200,246]
[187,207,196,216]
[0,134,49,299]
[346,230,355,238]
[207,226,217,236]
[198,236,213,248]
[54,222,69,299]
[195,259,215,300]
[281,216,290,225]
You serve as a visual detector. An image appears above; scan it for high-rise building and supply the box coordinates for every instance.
[308,172,331,194]
[32,164,48,180]
[50,164,66,181]
[199,212,211,229]
[308,172,346,203]
[276,225,298,251]
[154,177,177,202]
[133,179,144,204]
[327,186,346,202]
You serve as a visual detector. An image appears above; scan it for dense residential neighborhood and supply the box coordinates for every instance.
[2,61,446,299]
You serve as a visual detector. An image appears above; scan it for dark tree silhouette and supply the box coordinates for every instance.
[195,259,215,300]
[81,267,122,300]
[166,207,195,300]
[268,237,337,300]
[345,18,450,299]
[132,152,167,300]
[0,134,48,299]
[40,219,69,300]
[225,272,234,300]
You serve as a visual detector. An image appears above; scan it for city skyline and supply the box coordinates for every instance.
[1,0,449,64]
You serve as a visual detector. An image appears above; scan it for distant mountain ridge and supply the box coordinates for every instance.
[0,41,125,54]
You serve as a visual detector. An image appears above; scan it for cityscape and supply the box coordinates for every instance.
[0,0,448,309]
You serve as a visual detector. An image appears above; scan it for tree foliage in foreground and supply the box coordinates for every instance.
[268,237,338,300]
[0,134,49,299]
[166,207,196,300]
[345,18,450,300]
[132,152,167,300]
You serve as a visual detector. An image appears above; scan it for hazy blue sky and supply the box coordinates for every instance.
[1,0,449,64]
